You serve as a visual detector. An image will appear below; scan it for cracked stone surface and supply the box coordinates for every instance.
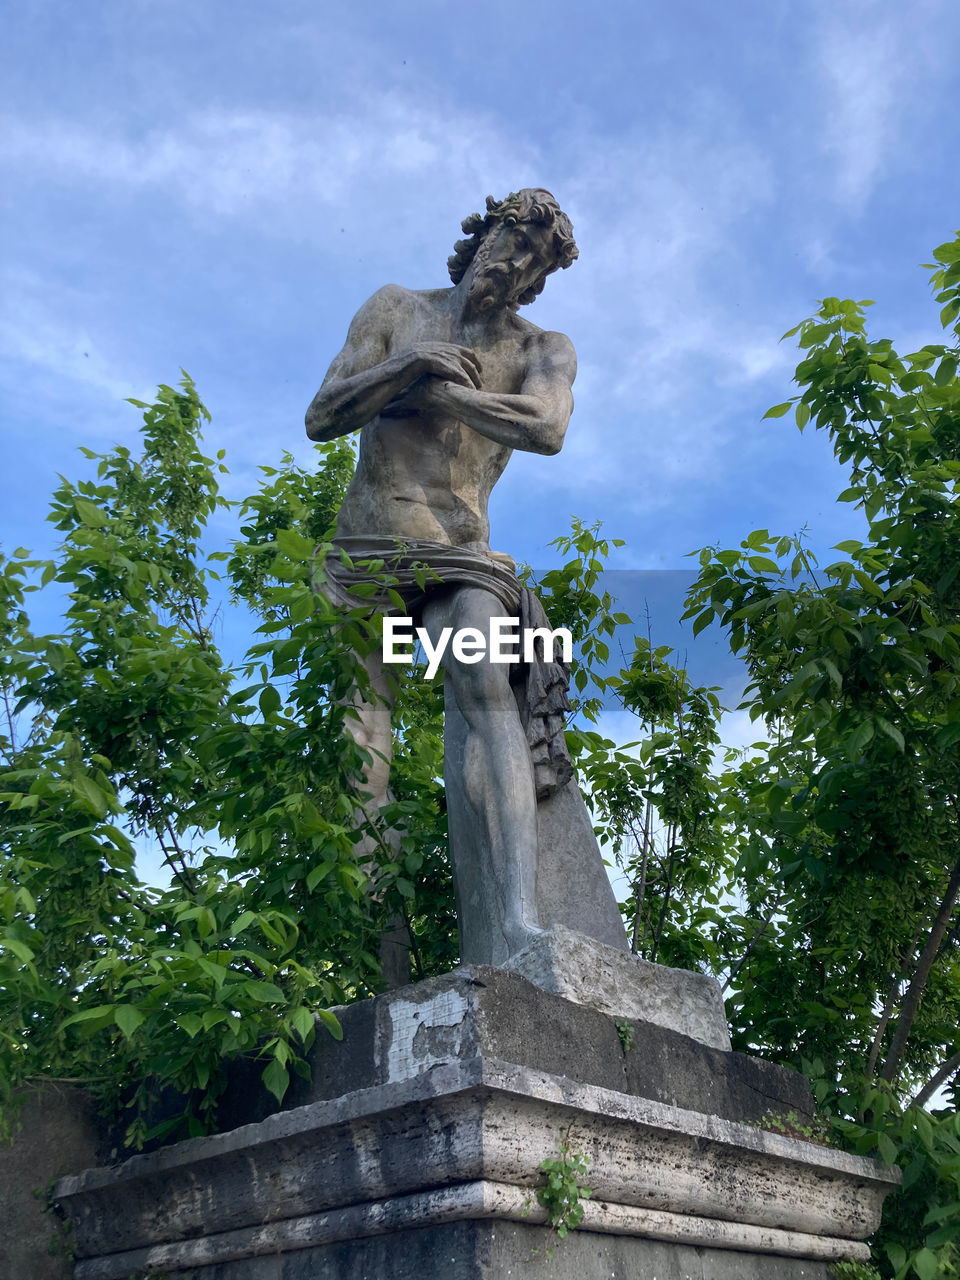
[503,925,731,1050]
[212,963,803,1130]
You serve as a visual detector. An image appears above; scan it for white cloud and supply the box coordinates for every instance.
[0,98,541,240]
[813,6,934,209]
[721,339,793,386]
[7,50,911,532]
[486,113,790,506]
[0,267,141,404]
[0,269,164,464]
[1,89,794,510]
[819,29,899,207]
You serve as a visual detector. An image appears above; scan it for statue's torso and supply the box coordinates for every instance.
[335,287,541,552]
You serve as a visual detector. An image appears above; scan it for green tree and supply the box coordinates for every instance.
[0,375,453,1146]
[683,232,960,1277]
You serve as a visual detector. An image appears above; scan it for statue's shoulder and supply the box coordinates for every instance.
[353,283,446,326]
[512,313,576,363]
[372,282,416,301]
[356,282,417,316]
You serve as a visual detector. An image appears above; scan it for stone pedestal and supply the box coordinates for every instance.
[54,947,898,1279]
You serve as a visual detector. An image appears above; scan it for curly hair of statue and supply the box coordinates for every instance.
[447,189,579,307]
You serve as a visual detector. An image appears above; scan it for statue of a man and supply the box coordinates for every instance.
[306,189,593,965]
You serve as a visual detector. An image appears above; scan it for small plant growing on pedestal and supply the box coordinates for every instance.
[528,1142,592,1258]
[615,1020,634,1053]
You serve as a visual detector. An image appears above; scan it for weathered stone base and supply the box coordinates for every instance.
[109,1215,847,1279]
[55,962,898,1279]
[70,1178,864,1278]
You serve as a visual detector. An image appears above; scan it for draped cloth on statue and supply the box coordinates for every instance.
[316,534,573,800]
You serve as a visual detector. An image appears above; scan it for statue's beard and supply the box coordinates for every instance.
[467,242,516,312]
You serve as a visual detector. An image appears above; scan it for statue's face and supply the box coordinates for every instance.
[469,219,558,312]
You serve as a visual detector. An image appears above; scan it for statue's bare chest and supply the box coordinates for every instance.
[387,298,532,395]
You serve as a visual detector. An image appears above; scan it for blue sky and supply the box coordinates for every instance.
[3,0,960,717]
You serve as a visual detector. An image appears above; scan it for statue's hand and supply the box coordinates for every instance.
[407,342,482,390]
[381,375,447,417]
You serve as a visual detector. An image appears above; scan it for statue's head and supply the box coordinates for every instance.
[448,189,578,311]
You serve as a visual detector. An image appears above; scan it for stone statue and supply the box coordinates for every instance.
[306,189,626,967]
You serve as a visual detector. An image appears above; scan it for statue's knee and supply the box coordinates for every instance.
[345,708,393,785]
[347,702,386,744]
[451,660,513,713]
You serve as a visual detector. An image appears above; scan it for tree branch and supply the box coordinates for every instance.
[910,1048,960,1110]
[880,856,960,1085]
[650,824,677,964]
[630,800,654,956]
[721,889,784,995]
[2,685,17,756]
[866,911,927,1082]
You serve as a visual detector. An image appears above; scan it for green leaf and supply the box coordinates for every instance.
[877,1133,898,1166]
[849,720,875,755]
[315,1008,344,1041]
[933,239,960,264]
[934,355,957,386]
[887,1243,907,1273]
[72,773,109,817]
[912,1248,938,1280]
[763,402,793,419]
[306,862,335,892]
[74,497,108,526]
[691,609,715,637]
[1,937,35,964]
[242,981,285,1003]
[259,685,282,718]
[177,1013,203,1038]
[61,1005,117,1032]
[875,717,905,751]
[822,658,842,690]
[747,557,780,574]
[256,917,288,948]
[851,568,883,598]
[262,1056,289,1104]
[913,1112,934,1156]
[274,526,321,562]
[924,1202,960,1229]
[114,1005,145,1039]
[290,1006,315,1041]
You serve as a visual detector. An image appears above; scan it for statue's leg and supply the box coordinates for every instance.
[342,648,411,987]
[343,645,395,814]
[421,586,542,961]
